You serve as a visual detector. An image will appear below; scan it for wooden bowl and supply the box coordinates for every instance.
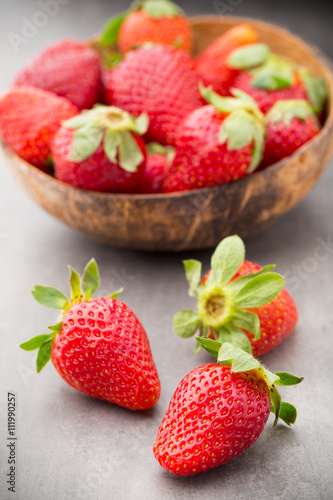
[3,16,333,252]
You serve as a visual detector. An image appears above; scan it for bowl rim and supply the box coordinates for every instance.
[4,15,333,202]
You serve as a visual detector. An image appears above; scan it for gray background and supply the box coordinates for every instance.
[1,1,333,499]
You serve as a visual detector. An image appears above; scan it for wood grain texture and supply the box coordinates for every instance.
[3,17,333,252]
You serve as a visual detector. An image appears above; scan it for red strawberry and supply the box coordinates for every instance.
[261,100,321,168]
[0,86,78,172]
[202,260,298,357]
[13,39,101,111]
[154,341,303,476]
[139,143,175,194]
[20,259,161,411]
[163,86,265,192]
[102,44,202,146]
[196,24,259,96]
[173,235,298,357]
[101,0,193,53]
[52,105,148,193]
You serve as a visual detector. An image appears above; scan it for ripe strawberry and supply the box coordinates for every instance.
[154,340,303,476]
[0,86,78,172]
[102,44,202,146]
[13,38,101,111]
[261,100,321,168]
[196,24,259,96]
[173,235,298,357]
[20,259,161,411]
[52,105,148,193]
[163,86,265,193]
[139,143,175,194]
[232,55,327,116]
[101,0,193,53]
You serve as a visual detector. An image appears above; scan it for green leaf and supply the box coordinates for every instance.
[224,264,276,297]
[218,342,260,372]
[141,0,183,19]
[270,385,282,427]
[20,334,54,352]
[267,99,317,127]
[207,235,245,288]
[36,339,53,374]
[173,310,201,338]
[298,68,328,112]
[48,322,63,334]
[118,131,144,172]
[217,325,253,354]
[69,266,82,303]
[251,56,294,91]
[232,308,260,339]
[230,88,260,109]
[130,113,149,135]
[82,259,100,301]
[100,12,128,46]
[147,143,176,164]
[69,125,104,163]
[261,366,280,387]
[233,273,285,308]
[196,337,221,358]
[228,43,271,70]
[220,110,255,148]
[220,109,265,172]
[183,260,203,298]
[103,130,119,164]
[108,288,123,299]
[32,286,69,310]
[278,402,297,426]
[63,112,92,130]
[275,372,304,386]
[200,84,244,112]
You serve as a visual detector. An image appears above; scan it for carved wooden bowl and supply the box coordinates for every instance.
[3,16,333,251]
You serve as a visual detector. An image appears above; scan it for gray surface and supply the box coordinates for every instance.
[1,1,333,499]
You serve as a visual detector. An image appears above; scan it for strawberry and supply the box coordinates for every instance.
[13,38,101,111]
[163,86,265,193]
[196,24,259,96]
[154,340,303,476]
[20,259,161,411]
[233,55,327,115]
[0,86,78,172]
[100,0,193,54]
[173,235,298,357]
[52,105,148,193]
[102,44,202,146]
[139,143,176,194]
[261,100,321,169]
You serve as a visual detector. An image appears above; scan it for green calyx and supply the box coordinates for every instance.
[173,235,285,355]
[63,106,149,172]
[100,0,183,46]
[250,54,295,91]
[137,0,184,19]
[200,84,265,173]
[266,99,320,127]
[227,43,271,70]
[297,67,328,114]
[197,340,303,427]
[147,142,176,165]
[20,259,123,374]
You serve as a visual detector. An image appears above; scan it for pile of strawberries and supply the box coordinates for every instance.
[0,0,327,194]
[21,235,303,476]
